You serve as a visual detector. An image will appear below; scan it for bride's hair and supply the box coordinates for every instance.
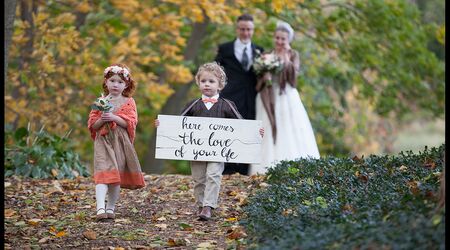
[276,21,294,42]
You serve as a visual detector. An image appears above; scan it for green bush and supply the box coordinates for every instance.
[242,145,445,250]
[4,125,90,179]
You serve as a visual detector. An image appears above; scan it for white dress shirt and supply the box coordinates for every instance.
[234,39,253,69]
[202,94,219,110]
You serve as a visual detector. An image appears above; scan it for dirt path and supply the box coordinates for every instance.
[4,174,265,249]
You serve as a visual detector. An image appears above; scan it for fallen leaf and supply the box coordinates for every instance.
[197,241,216,248]
[227,227,247,240]
[179,222,193,230]
[28,218,42,226]
[155,224,167,229]
[71,170,79,177]
[167,238,186,247]
[83,230,97,240]
[38,237,51,243]
[5,209,16,217]
[51,169,59,177]
[114,218,131,224]
[156,216,166,221]
[259,182,269,188]
[5,182,11,188]
[282,209,293,216]
[424,160,436,169]
[14,221,26,226]
[225,217,237,222]
[55,231,66,237]
[226,190,238,196]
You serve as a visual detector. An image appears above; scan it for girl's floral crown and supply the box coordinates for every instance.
[104,65,130,80]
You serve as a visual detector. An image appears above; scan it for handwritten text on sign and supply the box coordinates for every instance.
[155,115,262,163]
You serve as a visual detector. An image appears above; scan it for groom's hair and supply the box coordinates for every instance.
[237,14,253,23]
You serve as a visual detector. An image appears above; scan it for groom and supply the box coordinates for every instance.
[215,13,264,175]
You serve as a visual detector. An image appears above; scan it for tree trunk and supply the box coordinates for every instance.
[10,0,38,129]
[4,0,18,80]
[142,19,210,174]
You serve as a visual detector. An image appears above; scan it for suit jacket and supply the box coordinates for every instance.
[180,97,243,119]
[215,40,264,120]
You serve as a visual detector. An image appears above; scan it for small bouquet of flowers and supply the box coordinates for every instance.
[91,94,114,139]
[91,94,113,112]
[252,52,283,86]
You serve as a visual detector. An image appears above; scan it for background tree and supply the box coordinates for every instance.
[6,0,444,174]
[4,0,18,78]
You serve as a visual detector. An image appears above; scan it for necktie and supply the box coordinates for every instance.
[202,98,217,103]
[241,47,249,70]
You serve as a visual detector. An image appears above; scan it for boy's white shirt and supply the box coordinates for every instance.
[202,94,219,110]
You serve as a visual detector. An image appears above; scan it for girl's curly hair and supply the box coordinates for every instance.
[103,63,136,97]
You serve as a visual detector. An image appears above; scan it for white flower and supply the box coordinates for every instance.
[104,66,130,80]
[252,52,284,76]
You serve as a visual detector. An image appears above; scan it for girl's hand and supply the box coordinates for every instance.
[154,119,160,127]
[101,112,116,122]
[259,127,265,138]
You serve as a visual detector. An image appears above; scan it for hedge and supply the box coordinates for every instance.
[242,145,445,250]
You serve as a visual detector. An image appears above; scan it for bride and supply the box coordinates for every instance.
[249,21,320,175]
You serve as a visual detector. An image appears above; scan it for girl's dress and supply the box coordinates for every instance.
[249,50,320,175]
[88,97,145,189]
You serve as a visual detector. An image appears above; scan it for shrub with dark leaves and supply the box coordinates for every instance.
[4,125,90,179]
[242,145,445,250]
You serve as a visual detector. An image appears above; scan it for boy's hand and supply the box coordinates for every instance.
[154,119,160,127]
[259,127,264,138]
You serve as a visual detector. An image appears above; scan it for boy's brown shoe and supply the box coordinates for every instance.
[196,207,203,216]
[199,206,212,220]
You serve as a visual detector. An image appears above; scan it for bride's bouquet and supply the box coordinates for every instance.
[252,52,283,86]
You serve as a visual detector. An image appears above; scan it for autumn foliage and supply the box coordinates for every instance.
[6,0,445,172]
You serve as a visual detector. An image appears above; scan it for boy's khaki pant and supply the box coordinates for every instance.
[190,161,224,209]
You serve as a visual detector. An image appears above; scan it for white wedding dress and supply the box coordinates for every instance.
[249,74,320,175]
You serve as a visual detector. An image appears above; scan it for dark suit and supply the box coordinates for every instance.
[181,97,242,119]
[215,39,264,175]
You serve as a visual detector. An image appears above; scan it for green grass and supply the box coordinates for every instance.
[393,118,444,153]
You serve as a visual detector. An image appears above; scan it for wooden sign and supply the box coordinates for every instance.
[155,115,263,164]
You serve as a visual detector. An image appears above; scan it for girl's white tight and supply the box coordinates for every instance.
[95,184,120,215]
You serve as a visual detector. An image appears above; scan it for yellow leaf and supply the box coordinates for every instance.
[76,1,90,13]
[55,231,66,237]
[28,218,43,226]
[51,169,59,177]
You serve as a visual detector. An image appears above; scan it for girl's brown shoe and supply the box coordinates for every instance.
[198,206,212,220]
[96,208,108,221]
[106,209,115,219]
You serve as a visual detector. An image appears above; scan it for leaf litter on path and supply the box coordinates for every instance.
[4,173,265,249]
